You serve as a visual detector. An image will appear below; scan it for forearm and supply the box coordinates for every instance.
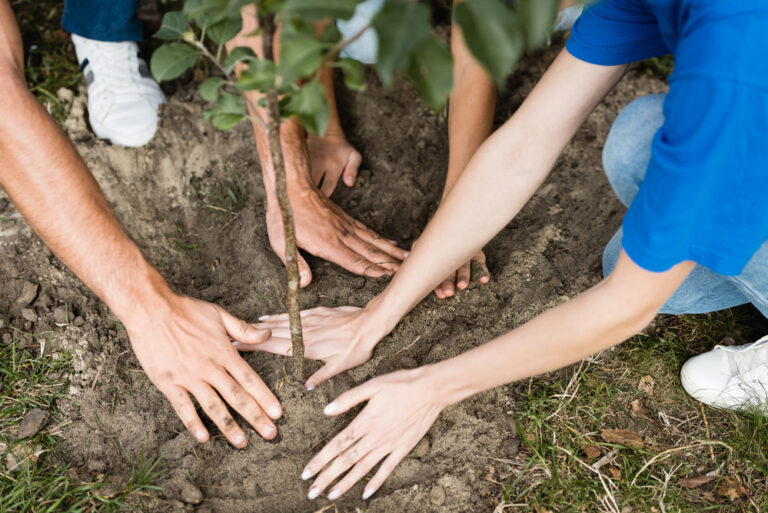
[430,254,695,405]
[442,5,496,198]
[228,6,312,195]
[366,51,627,330]
[0,70,172,324]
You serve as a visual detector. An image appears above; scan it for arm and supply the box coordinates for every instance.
[256,49,629,387]
[227,8,405,285]
[431,3,496,298]
[0,0,280,447]
[302,252,693,500]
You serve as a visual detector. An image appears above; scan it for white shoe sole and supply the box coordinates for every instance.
[90,114,158,147]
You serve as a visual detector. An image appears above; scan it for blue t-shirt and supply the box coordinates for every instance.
[566,0,768,276]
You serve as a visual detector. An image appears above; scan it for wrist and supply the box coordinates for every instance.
[421,359,476,408]
[104,257,176,329]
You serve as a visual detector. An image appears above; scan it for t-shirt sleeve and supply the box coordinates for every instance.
[565,0,670,66]
[620,8,768,277]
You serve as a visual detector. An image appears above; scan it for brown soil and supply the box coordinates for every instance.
[0,43,666,512]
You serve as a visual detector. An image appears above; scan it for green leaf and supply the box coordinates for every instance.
[235,59,277,91]
[337,57,366,92]
[154,11,188,40]
[278,32,324,84]
[282,0,364,21]
[318,22,343,44]
[372,1,432,88]
[223,46,256,74]
[203,92,246,130]
[405,34,453,111]
[150,42,198,82]
[207,16,243,45]
[454,0,523,86]
[183,0,249,29]
[518,0,559,48]
[200,77,224,102]
[281,79,329,135]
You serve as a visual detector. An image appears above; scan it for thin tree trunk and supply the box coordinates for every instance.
[260,12,304,381]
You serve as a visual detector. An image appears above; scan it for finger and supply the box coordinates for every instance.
[233,337,293,356]
[320,168,341,197]
[343,150,362,187]
[211,370,277,440]
[327,448,388,500]
[474,252,491,284]
[224,356,283,421]
[297,253,312,287]
[220,309,270,345]
[435,278,455,299]
[324,242,390,278]
[308,437,375,499]
[163,385,209,443]
[353,224,409,261]
[343,236,400,273]
[257,306,335,324]
[305,362,342,391]
[456,261,471,290]
[302,419,364,483]
[193,384,247,448]
[323,381,378,417]
[361,451,407,500]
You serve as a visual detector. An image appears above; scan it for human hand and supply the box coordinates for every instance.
[124,294,282,448]
[266,185,408,286]
[300,367,447,501]
[434,250,490,298]
[307,133,362,197]
[237,306,388,390]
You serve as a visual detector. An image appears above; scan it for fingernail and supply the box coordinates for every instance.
[362,488,374,500]
[328,489,341,500]
[234,433,246,447]
[301,468,313,481]
[195,430,207,443]
[306,384,315,392]
[232,341,240,347]
[258,315,269,321]
[404,251,410,257]
[263,424,276,437]
[300,271,309,282]
[308,487,320,500]
[323,402,337,415]
[268,405,282,419]
[389,239,398,245]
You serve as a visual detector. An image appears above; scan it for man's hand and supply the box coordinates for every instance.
[266,185,408,287]
[434,250,490,298]
[238,306,387,389]
[125,294,282,448]
[307,133,362,197]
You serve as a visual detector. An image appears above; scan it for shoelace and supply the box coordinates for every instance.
[83,40,157,104]
[717,334,768,378]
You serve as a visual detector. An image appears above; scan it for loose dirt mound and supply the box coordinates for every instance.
[0,44,665,512]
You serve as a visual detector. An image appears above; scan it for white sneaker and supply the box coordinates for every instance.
[681,334,768,410]
[71,34,165,147]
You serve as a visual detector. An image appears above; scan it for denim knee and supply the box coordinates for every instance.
[602,94,666,207]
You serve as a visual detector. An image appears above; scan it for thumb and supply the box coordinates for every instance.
[297,253,312,288]
[220,309,270,345]
[343,150,362,187]
[305,362,341,391]
[323,380,378,416]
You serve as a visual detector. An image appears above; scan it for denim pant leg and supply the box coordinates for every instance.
[62,0,142,42]
[601,94,750,315]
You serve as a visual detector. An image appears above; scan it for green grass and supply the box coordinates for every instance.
[497,308,768,512]
[12,0,83,124]
[0,335,163,512]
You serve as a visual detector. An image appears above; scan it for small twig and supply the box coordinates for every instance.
[592,449,618,471]
[630,440,733,486]
[391,335,421,358]
[202,202,238,214]
[699,402,716,463]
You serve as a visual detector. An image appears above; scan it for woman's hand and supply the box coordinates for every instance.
[301,366,448,501]
[239,306,390,390]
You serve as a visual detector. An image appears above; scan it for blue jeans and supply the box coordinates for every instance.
[602,94,768,318]
[62,0,141,42]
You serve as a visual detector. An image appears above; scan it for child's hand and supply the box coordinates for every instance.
[434,250,490,298]
[237,306,390,390]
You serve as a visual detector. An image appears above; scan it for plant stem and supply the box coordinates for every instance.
[259,11,305,381]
